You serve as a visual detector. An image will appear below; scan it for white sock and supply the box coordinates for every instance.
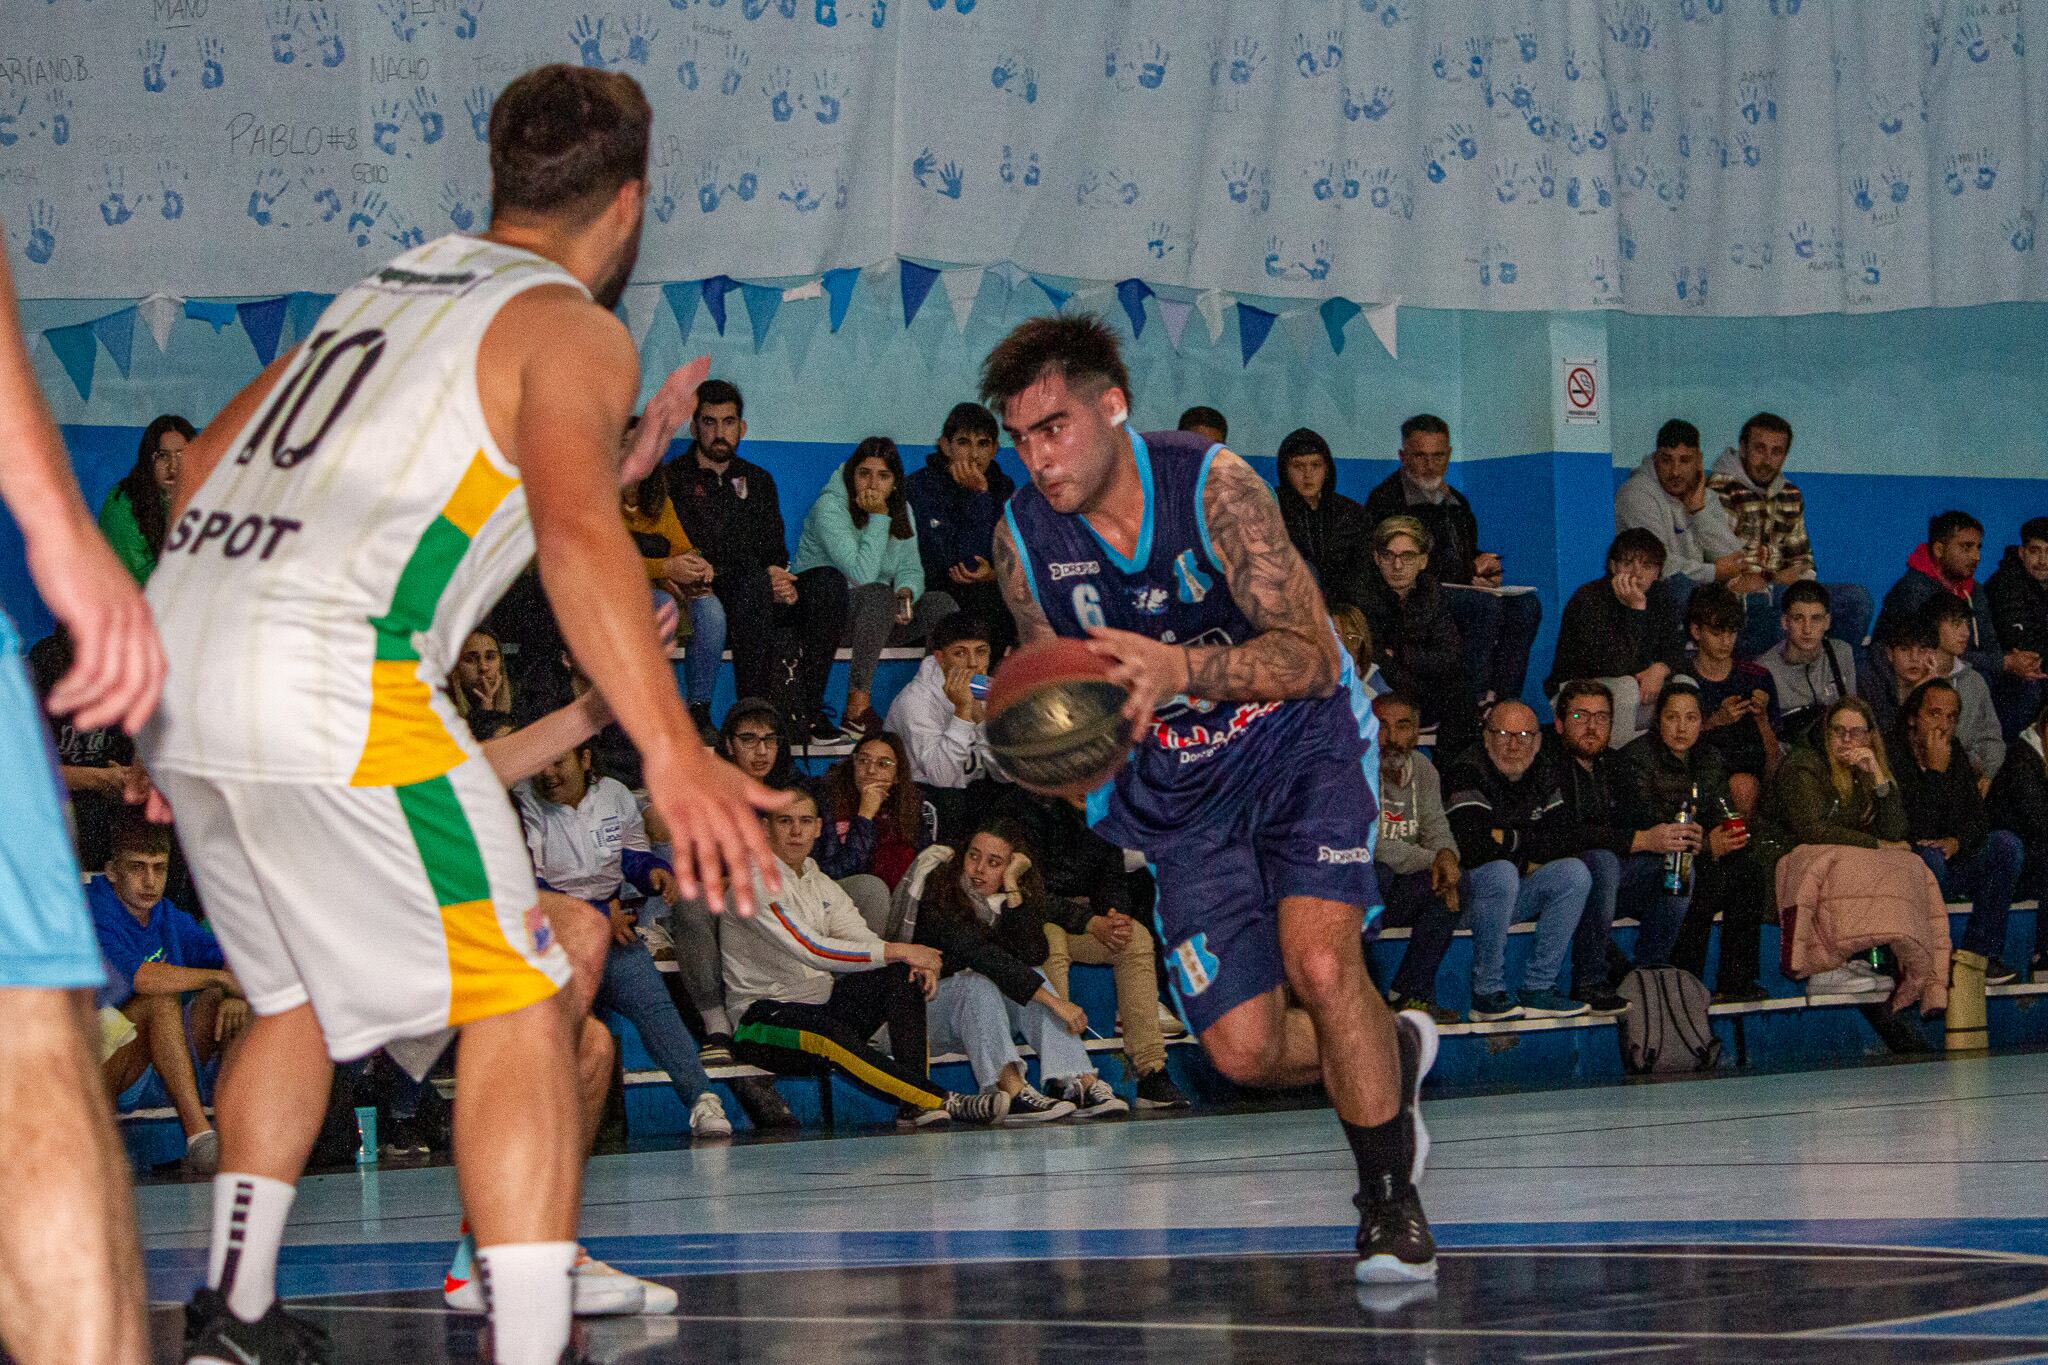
[477,1241,576,1365]
[206,1174,296,1323]
[702,1006,733,1038]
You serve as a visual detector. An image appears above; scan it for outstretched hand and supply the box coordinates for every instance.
[34,524,165,735]
[617,355,712,488]
[647,753,792,917]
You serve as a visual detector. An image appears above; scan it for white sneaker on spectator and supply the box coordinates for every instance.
[1806,963,1890,996]
[1054,1074,1129,1118]
[690,1092,733,1138]
[182,1128,220,1178]
[1000,1084,1076,1124]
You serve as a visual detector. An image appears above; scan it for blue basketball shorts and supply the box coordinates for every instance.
[0,625,100,990]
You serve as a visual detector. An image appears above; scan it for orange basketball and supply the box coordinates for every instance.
[985,638,1137,797]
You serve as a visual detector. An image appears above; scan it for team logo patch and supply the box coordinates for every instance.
[1172,550,1213,604]
[525,905,554,955]
[1130,586,1170,615]
[1169,933,1220,997]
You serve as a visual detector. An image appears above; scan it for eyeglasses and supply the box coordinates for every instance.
[1376,549,1426,567]
[853,754,898,770]
[731,731,778,747]
[1487,728,1539,742]
[1828,724,1870,742]
[1564,710,1612,726]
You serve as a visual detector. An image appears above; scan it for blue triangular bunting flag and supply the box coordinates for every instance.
[284,292,334,347]
[1319,298,1362,355]
[237,296,291,366]
[92,307,136,379]
[1115,279,1152,339]
[900,261,940,327]
[1237,304,1277,367]
[44,321,97,401]
[700,276,735,335]
[739,283,782,351]
[662,281,700,343]
[823,268,861,333]
[183,299,238,332]
[1033,276,1071,312]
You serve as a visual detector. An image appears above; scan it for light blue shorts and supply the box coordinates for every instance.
[0,618,99,989]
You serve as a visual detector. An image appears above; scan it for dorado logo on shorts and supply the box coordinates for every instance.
[524,905,554,955]
[1316,845,1372,865]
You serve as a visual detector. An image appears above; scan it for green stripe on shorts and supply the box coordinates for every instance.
[395,774,492,909]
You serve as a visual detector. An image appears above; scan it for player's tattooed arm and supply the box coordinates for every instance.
[1185,448,1340,700]
[992,516,1057,648]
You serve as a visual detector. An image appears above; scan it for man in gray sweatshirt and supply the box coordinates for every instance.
[1613,420,1760,612]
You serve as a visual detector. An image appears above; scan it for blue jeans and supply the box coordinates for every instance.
[1577,849,1689,991]
[1469,858,1590,997]
[928,970,1092,1089]
[681,593,727,707]
[1915,831,2025,962]
[1443,588,1543,704]
[596,935,711,1109]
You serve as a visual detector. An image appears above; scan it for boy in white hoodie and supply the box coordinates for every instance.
[884,613,1011,843]
[722,788,1009,1127]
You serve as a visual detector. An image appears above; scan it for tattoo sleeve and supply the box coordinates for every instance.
[991,517,1056,647]
[1184,450,1340,701]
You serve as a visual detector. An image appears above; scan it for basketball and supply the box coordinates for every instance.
[984,638,1137,797]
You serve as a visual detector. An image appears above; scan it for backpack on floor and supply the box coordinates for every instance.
[1616,966,1722,1074]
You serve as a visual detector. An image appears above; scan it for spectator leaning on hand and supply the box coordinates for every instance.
[886,612,1008,845]
[904,401,1019,662]
[1614,418,1759,614]
[1546,529,1688,740]
[621,417,724,734]
[1986,518,2048,738]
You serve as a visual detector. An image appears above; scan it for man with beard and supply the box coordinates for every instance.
[140,66,786,1365]
[1614,419,1765,609]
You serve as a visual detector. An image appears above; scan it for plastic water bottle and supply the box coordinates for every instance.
[1663,782,1699,895]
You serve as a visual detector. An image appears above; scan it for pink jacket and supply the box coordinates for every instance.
[1777,844,1950,1014]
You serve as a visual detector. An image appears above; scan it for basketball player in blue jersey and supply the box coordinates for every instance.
[985,316,1437,1283]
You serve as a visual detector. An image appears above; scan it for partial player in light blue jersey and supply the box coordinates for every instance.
[0,237,166,1364]
[984,315,1438,1286]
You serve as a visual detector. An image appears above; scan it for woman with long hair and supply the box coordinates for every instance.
[812,731,933,890]
[791,437,958,739]
[1765,695,1908,851]
[621,428,725,730]
[449,628,514,719]
[98,413,195,582]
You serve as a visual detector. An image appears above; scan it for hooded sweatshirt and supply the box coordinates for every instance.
[791,473,927,598]
[1376,749,1456,875]
[1613,454,1747,586]
[904,451,1016,585]
[1707,447,1815,580]
[884,654,1003,790]
[1987,543,2048,660]
[719,853,888,1020]
[1276,447,1371,596]
[1989,724,2048,850]
[1873,543,2002,677]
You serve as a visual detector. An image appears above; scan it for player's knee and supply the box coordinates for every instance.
[1286,944,1358,1011]
[1203,1023,1284,1085]
[577,1016,615,1073]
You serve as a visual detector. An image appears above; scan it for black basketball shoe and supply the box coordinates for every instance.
[184,1287,331,1364]
[1355,1010,1438,1284]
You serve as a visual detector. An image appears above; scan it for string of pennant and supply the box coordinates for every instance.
[30,259,1400,405]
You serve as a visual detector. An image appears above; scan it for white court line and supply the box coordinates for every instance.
[1523,1346,1688,1362]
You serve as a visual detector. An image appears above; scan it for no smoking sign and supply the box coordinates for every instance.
[1561,356,1601,425]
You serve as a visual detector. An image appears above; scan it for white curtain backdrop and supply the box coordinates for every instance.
[2,0,2041,314]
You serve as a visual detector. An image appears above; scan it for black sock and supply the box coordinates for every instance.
[1344,1113,1415,1199]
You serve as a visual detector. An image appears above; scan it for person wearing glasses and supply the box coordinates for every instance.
[1546,529,1689,741]
[1441,701,1593,1021]
[1346,516,1476,756]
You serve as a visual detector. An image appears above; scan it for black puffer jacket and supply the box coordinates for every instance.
[1987,545,2048,661]
[1346,566,1474,752]
[1277,446,1371,597]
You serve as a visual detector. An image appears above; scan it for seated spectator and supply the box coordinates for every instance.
[1613,683,1771,1002]
[1365,413,1543,710]
[1177,405,1228,445]
[1614,419,1763,609]
[667,379,849,744]
[1866,611,2004,785]
[1989,700,2048,957]
[1549,679,1683,1013]
[1892,679,2024,984]
[916,821,1129,1121]
[97,413,194,583]
[721,789,1008,1128]
[719,697,802,789]
[1546,529,1687,740]
[621,430,724,733]
[1706,412,1874,656]
[1329,604,1386,697]
[1875,511,2013,685]
[1682,583,1781,815]
[1758,580,1857,744]
[28,626,136,872]
[516,739,732,1138]
[904,402,1019,662]
[450,628,515,721]
[1441,702,1592,1021]
[1371,692,1508,1024]
[1276,427,1369,594]
[811,732,936,915]
[1986,518,2048,737]
[91,815,245,1175]
[1926,595,2010,784]
[1763,696,1911,860]
[1350,516,1475,756]
[794,439,959,740]
[997,788,1190,1107]
[885,612,1009,844]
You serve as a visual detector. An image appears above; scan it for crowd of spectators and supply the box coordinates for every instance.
[45,390,2048,1163]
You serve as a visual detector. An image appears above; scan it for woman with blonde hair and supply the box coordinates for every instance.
[1763,695,1909,852]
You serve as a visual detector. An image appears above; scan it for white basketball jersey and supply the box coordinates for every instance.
[142,236,587,786]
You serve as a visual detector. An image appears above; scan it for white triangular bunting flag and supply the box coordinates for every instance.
[618,284,661,347]
[1365,297,1400,359]
[991,261,1028,292]
[941,268,982,331]
[783,279,825,302]
[137,292,183,353]
[1282,308,1321,365]
[1196,289,1229,344]
[1157,298,1193,351]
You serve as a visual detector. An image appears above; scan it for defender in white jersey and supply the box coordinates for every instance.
[144,67,786,1365]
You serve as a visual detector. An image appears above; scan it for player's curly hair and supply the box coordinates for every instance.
[979,315,1133,418]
